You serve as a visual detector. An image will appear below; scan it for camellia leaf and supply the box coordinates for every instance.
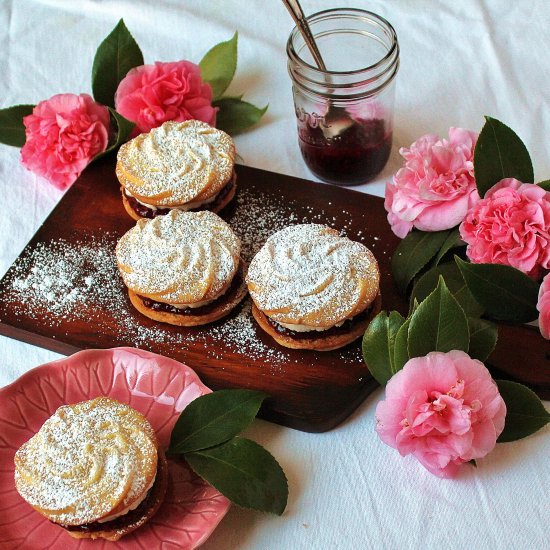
[362,311,405,385]
[496,380,550,443]
[537,179,550,191]
[455,256,539,323]
[213,97,268,135]
[391,229,451,295]
[199,32,238,99]
[0,104,35,147]
[474,116,534,197]
[410,261,483,318]
[185,437,288,515]
[92,19,144,108]
[168,389,267,455]
[393,316,411,372]
[432,227,462,266]
[408,276,470,358]
[93,108,135,161]
[467,317,498,361]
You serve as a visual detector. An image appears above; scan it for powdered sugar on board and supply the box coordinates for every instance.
[1,186,377,368]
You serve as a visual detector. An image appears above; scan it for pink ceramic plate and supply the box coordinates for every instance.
[0,347,230,550]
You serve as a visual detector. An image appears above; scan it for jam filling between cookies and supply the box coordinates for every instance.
[64,465,162,534]
[64,487,154,534]
[125,175,235,219]
[267,303,373,340]
[139,268,243,316]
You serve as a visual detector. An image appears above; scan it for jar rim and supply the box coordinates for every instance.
[286,7,399,77]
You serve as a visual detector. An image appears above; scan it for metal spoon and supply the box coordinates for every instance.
[282,0,355,138]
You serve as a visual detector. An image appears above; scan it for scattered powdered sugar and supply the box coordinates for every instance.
[231,188,301,261]
[6,237,121,325]
[1,185,367,368]
[208,301,287,361]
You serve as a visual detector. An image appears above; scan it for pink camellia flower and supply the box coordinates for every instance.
[460,178,550,278]
[385,128,480,238]
[21,93,110,190]
[115,61,216,134]
[537,274,550,339]
[375,350,506,478]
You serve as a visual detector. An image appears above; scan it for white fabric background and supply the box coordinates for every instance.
[1,1,549,549]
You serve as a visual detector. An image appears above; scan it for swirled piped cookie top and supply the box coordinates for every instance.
[116,210,241,304]
[14,397,158,526]
[246,224,380,327]
[116,120,235,206]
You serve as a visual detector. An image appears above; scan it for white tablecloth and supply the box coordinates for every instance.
[1,1,549,548]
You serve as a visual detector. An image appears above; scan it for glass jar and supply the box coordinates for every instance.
[287,8,399,186]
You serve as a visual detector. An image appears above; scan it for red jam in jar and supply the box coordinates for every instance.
[298,115,392,185]
[287,8,399,186]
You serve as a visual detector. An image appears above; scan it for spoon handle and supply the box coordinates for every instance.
[282,0,327,71]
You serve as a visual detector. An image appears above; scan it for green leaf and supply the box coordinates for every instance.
[169,389,267,455]
[199,32,238,99]
[393,317,411,372]
[537,180,550,191]
[432,227,462,266]
[455,256,539,323]
[0,104,35,147]
[391,230,451,295]
[467,317,498,361]
[93,108,135,161]
[92,19,144,108]
[410,262,484,318]
[185,437,288,515]
[213,97,268,135]
[496,380,550,443]
[408,276,470,358]
[362,311,405,385]
[474,116,534,197]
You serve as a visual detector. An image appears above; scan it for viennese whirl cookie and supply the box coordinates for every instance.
[246,224,381,351]
[117,120,236,220]
[116,209,247,326]
[14,397,168,541]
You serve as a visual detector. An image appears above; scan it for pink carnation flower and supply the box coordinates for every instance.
[460,179,550,278]
[537,274,550,339]
[115,61,216,134]
[385,128,480,238]
[375,351,506,478]
[21,93,110,190]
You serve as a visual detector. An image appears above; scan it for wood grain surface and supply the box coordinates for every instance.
[0,157,548,433]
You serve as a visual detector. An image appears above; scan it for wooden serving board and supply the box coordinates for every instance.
[0,159,548,433]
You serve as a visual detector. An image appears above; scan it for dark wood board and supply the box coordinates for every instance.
[0,158,548,434]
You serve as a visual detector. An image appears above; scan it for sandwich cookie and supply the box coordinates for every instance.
[116,209,247,326]
[14,397,168,541]
[117,120,236,220]
[246,224,381,351]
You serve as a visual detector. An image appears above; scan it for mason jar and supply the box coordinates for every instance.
[287,8,399,186]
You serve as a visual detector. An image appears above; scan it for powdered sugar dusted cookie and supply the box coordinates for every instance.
[116,209,247,326]
[117,120,236,220]
[14,397,167,541]
[246,224,381,350]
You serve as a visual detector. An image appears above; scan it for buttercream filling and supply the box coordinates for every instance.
[168,283,230,309]
[277,320,345,332]
[265,304,374,340]
[97,475,156,523]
